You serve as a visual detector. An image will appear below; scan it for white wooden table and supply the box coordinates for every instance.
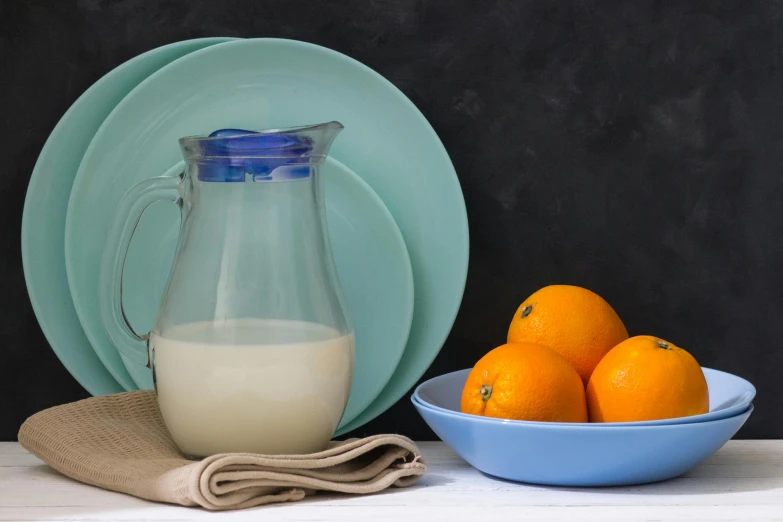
[1,441,782,521]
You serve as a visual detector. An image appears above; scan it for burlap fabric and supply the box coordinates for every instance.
[18,391,425,510]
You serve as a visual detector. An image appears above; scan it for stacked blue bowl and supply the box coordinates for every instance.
[412,368,755,486]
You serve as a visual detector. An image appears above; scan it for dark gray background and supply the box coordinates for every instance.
[2,0,782,440]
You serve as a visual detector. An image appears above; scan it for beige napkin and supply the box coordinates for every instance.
[18,391,425,510]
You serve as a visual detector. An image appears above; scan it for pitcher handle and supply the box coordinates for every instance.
[99,172,184,368]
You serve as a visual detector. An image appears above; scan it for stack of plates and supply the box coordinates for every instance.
[22,38,469,435]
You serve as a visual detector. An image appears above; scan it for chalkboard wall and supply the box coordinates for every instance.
[2,0,782,440]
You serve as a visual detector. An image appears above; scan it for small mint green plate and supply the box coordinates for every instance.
[114,157,414,426]
[22,38,237,395]
[66,38,468,430]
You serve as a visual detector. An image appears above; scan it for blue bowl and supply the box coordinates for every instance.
[412,371,754,486]
[415,368,755,426]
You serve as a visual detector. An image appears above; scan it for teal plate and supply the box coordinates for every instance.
[66,38,468,430]
[22,37,237,395]
[114,157,414,426]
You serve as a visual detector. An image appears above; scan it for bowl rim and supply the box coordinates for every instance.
[413,367,756,428]
[412,395,753,431]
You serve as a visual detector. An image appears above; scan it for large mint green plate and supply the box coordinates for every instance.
[65,38,468,431]
[112,157,414,426]
[21,38,237,395]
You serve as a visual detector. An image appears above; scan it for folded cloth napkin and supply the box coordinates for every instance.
[18,391,425,510]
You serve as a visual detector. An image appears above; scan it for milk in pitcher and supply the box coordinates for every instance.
[151,318,354,457]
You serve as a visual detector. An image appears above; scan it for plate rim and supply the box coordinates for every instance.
[22,36,239,395]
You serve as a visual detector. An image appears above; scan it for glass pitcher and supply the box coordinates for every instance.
[99,122,354,457]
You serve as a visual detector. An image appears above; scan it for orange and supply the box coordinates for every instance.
[461,343,587,422]
[507,285,628,384]
[586,335,709,422]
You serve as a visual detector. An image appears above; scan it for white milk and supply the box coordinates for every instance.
[150,318,354,457]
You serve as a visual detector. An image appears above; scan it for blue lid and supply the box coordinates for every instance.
[179,124,345,182]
